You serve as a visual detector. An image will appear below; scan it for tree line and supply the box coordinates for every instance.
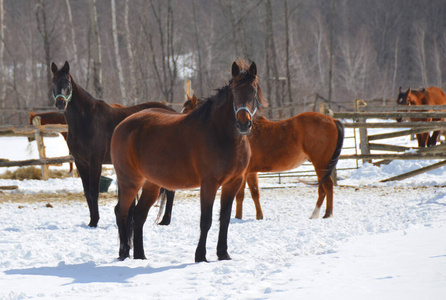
[1,0,446,124]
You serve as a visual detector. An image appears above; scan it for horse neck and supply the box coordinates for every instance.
[66,78,97,119]
[208,91,239,139]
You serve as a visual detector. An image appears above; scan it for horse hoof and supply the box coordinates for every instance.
[256,214,263,220]
[158,219,171,226]
[134,254,147,260]
[195,254,208,263]
[218,253,232,261]
[322,214,333,219]
[88,222,98,228]
[118,256,128,261]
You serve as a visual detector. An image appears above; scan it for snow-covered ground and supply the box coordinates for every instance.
[0,130,445,299]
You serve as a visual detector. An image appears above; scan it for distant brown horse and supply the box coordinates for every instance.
[396,86,446,147]
[51,61,176,227]
[111,60,263,262]
[176,95,344,221]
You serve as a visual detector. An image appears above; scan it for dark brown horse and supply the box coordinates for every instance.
[29,111,73,174]
[51,61,175,227]
[396,86,446,147]
[111,60,263,262]
[168,95,344,221]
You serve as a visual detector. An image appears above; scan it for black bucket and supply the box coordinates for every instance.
[99,176,113,193]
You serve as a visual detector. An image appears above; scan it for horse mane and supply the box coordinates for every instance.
[185,85,230,124]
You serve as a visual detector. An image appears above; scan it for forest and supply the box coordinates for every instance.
[0,0,446,124]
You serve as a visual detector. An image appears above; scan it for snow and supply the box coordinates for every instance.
[1,131,446,299]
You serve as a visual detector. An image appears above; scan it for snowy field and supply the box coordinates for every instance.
[0,129,446,299]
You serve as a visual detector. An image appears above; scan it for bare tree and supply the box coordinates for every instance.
[64,0,79,78]
[142,0,177,103]
[35,0,56,105]
[192,0,204,96]
[111,0,127,104]
[124,0,138,104]
[88,0,103,98]
[0,0,5,119]
[414,22,428,87]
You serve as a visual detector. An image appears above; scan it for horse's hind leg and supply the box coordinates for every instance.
[321,178,334,218]
[115,186,139,260]
[133,183,160,259]
[246,173,263,220]
[310,184,326,219]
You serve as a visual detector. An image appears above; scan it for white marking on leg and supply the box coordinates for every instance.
[310,206,320,219]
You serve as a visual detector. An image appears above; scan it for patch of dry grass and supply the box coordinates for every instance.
[0,167,72,180]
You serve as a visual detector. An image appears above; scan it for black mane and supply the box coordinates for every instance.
[185,85,230,124]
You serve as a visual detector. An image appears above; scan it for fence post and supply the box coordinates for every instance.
[32,116,49,180]
[355,99,371,164]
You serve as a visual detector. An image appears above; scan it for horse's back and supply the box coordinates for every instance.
[425,87,446,105]
[249,112,339,172]
[111,110,202,190]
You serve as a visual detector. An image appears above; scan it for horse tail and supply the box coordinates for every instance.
[319,120,344,184]
[155,188,169,224]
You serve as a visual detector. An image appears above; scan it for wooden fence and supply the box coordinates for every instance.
[0,116,73,180]
[327,100,446,182]
[2,100,446,185]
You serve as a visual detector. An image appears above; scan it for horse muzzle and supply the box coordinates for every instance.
[55,99,68,111]
[236,119,252,135]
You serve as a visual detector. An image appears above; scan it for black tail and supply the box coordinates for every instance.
[155,188,175,224]
[319,120,344,184]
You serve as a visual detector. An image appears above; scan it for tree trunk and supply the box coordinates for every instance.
[284,0,293,106]
[111,0,127,105]
[35,0,53,106]
[192,0,203,96]
[124,0,138,104]
[64,0,79,79]
[88,0,103,98]
[0,0,5,123]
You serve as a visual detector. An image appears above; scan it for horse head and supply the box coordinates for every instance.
[51,61,73,112]
[230,60,265,135]
[182,94,203,114]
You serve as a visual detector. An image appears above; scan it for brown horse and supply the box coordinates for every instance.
[51,61,176,227]
[396,86,446,147]
[111,60,263,262]
[170,95,344,221]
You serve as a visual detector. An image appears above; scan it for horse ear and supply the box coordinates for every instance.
[61,61,70,73]
[407,87,411,94]
[398,86,401,93]
[231,62,240,77]
[248,62,257,77]
[51,62,58,74]
[191,94,198,106]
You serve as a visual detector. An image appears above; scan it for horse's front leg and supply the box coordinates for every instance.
[74,161,95,226]
[195,181,219,263]
[217,176,244,261]
[87,160,102,227]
